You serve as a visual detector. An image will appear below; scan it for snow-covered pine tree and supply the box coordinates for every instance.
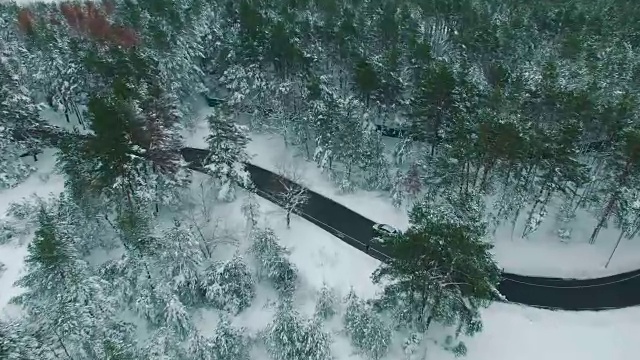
[11,205,138,359]
[210,317,252,360]
[158,219,205,306]
[205,108,251,202]
[359,121,390,191]
[53,192,116,256]
[142,327,187,360]
[250,228,298,298]
[203,253,256,314]
[101,206,195,338]
[187,331,215,360]
[265,303,333,360]
[390,169,405,208]
[372,193,500,342]
[343,290,391,360]
[0,319,50,360]
[0,38,40,189]
[135,80,191,211]
[161,292,193,340]
[315,283,338,320]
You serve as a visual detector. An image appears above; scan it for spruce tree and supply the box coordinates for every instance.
[372,193,500,339]
[204,108,251,201]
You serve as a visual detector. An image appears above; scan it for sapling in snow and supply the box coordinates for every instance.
[250,228,298,298]
[315,283,338,320]
[241,192,261,229]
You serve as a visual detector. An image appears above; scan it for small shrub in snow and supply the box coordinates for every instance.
[0,148,33,190]
[0,262,5,277]
[0,222,18,245]
[343,291,391,360]
[5,199,39,220]
[337,177,355,194]
[265,304,333,360]
[250,229,298,298]
[203,254,255,314]
[241,193,261,228]
[314,284,337,319]
[444,335,468,357]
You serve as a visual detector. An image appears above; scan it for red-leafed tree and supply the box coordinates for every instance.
[17,0,138,48]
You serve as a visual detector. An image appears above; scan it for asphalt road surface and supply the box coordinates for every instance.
[181,147,640,311]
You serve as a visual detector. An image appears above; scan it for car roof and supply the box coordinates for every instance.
[377,224,398,232]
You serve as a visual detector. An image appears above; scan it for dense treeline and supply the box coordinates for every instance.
[200,0,640,244]
[3,0,639,242]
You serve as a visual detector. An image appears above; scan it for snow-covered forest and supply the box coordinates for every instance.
[1,0,640,359]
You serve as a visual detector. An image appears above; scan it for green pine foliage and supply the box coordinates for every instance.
[372,194,500,338]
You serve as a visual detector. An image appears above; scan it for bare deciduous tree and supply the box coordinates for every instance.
[274,161,309,229]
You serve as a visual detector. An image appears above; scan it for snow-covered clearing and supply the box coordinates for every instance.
[0,144,638,359]
[186,125,640,280]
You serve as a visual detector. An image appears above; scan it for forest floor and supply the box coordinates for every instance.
[1,143,639,360]
[186,118,640,279]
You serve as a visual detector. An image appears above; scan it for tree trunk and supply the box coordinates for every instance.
[471,158,484,189]
[605,229,626,268]
[589,194,618,244]
[574,158,605,212]
[424,296,441,331]
[589,159,633,244]
[510,207,521,240]
[53,329,74,360]
[286,211,291,229]
[522,186,549,238]
[479,160,495,190]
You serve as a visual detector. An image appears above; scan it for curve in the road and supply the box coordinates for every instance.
[180,147,640,311]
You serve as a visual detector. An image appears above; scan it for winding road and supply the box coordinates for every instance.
[181,147,640,311]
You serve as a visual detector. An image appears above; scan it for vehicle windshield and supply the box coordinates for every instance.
[381,225,396,233]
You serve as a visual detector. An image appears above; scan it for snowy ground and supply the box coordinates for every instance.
[184,119,640,279]
[1,143,639,359]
